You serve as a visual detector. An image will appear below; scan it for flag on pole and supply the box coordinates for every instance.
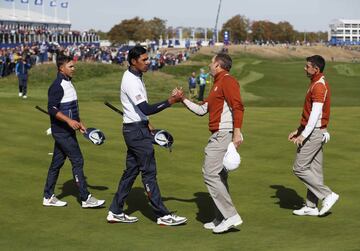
[34,0,43,5]
[20,0,29,3]
[60,2,68,8]
[50,0,57,7]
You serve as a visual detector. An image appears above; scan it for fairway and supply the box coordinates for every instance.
[1,52,360,251]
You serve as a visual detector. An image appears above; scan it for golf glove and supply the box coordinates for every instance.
[322,132,330,144]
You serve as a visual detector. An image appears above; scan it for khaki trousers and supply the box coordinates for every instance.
[293,128,332,207]
[203,131,238,220]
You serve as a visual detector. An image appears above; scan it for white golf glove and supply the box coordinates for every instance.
[46,128,52,136]
[322,131,330,144]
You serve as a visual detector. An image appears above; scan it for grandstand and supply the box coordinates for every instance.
[0,7,99,47]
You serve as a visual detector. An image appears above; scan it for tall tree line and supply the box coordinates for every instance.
[105,15,327,44]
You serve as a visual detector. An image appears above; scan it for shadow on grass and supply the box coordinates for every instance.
[108,188,215,223]
[123,187,156,222]
[163,192,215,224]
[270,185,304,210]
[57,177,108,204]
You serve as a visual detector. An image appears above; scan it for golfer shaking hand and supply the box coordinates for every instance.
[106,46,187,226]
[179,53,245,233]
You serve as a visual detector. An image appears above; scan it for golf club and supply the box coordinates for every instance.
[104,101,124,116]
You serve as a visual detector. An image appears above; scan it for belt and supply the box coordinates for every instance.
[123,120,149,127]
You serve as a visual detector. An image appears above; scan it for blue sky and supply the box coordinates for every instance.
[2,0,359,32]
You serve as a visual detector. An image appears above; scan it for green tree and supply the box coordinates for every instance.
[251,20,277,41]
[276,21,295,42]
[146,17,167,41]
[220,15,249,43]
[108,17,151,44]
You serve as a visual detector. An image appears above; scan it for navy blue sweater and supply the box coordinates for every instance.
[48,73,80,134]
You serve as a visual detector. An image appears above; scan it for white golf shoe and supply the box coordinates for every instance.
[43,194,67,207]
[18,92,23,97]
[319,192,339,216]
[203,219,222,230]
[22,95,27,99]
[81,194,105,208]
[204,222,216,230]
[212,214,243,233]
[107,211,138,223]
[157,214,187,226]
[293,206,319,216]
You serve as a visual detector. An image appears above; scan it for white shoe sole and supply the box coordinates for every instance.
[203,223,216,230]
[43,202,67,207]
[293,212,319,216]
[107,218,138,224]
[82,200,105,208]
[157,218,187,226]
[213,219,243,233]
[293,210,319,216]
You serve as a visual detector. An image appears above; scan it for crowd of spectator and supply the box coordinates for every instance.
[0,41,199,78]
[0,23,98,45]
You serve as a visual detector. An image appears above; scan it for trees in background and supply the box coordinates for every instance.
[108,17,166,44]
[250,20,296,42]
[103,15,328,45]
[220,15,327,44]
[220,15,250,43]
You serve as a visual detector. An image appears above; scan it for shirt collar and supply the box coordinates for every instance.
[214,70,228,81]
[128,66,143,78]
[57,72,71,81]
[311,72,323,82]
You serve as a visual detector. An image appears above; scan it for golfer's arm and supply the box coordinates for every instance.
[55,111,73,124]
[301,102,323,138]
[137,100,170,116]
[182,98,208,116]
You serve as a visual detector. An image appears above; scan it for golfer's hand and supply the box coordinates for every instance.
[67,120,83,131]
[233,128,243,148]
[148,122,155,132]
[79,122,87,134]
[288,130,298,141]
[294,135,305,147]
[169,87,184,104]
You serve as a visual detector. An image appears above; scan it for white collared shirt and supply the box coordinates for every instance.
[120,70,148,123]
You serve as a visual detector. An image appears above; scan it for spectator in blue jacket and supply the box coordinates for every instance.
[198,68,209,101]
[15,55,31,99]
[188,71,197,99]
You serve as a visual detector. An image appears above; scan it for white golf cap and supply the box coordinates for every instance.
[223,142,241,172]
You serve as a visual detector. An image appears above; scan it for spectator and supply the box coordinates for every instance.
[188,71,197,99]
[198,68,209,101]
[39,42,48,64]
[15,54,31,99]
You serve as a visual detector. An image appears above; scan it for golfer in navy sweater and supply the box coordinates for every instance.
[42,54,105,208]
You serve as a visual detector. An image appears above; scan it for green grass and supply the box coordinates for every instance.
[1,54,360,251]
